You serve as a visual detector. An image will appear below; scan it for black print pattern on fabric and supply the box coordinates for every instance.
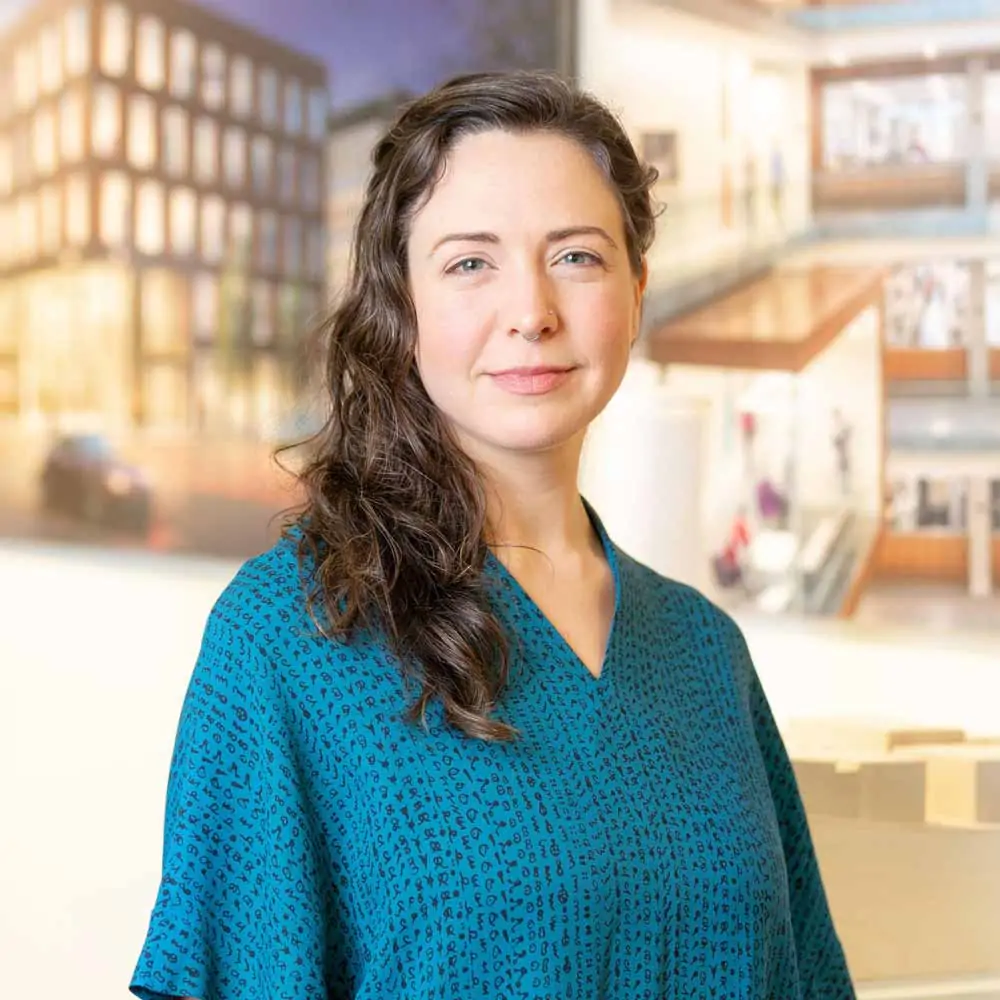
[130,512,856,1000]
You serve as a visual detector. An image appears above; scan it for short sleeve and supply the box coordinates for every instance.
[731,625,856,999]
[129,601,352,1000]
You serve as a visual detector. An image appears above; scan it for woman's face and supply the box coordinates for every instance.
[406,129,646,466]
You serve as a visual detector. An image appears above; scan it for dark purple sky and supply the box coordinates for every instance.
[0,0,557,112]
[198,0,472,110]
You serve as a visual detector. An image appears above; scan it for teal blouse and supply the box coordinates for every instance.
[131,511,854,999]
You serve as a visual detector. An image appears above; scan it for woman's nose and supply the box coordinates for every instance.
[506,274,560,340]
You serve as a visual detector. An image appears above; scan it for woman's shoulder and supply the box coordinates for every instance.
[618,547,736,635]
[616,547,753,680]
[204,528,401,699]
[210,527,312,634]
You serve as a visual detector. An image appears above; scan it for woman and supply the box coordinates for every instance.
[130,71,854,1000]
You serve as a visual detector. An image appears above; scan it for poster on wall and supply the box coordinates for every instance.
[0,0,574,561]
[641,131,680,184]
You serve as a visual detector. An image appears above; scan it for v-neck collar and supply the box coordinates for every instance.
[484,497,623,686]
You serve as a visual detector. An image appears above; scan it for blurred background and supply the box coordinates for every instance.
[1,0,999,997]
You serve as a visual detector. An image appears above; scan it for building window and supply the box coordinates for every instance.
[251,135,272,195]
[136,180,165,255]
[142,270,187,355]
[193,117,217,184]
[128,94,157,171]
[821,75,968,172]
[0,62,11,124]
[200,195,225,262]
[39,23,63,95]
[986,73,1000,160]
[101,3,131,78]
[136,16,165,91]
[282,216,301,276]
[169,29,196,99]
[278,145,296,204]
[258,67,278,126]
[169,186,197,256]
[223,127,246,188]
[60,88,86,163]
[201,44,226,111]
[307,87,327,141]
[162,106,189,178]
[299,153,320,210]
[192,272,219,343]
[229,56,253,118]
[306,222,325,281]
[65,6,90,77]
[229,201,252,259]
[0,205,12,268]
[33,107,58,177]
[0,137,11,196]
[283,79,302,134]
[252,281,274,344]
[66,173,90,245]
[100,171,131,247]
[276,284,299,344]
[14,44,37,111]
[889,476,968,533]
[39,184,61,255]
[257,210,277,271]
[92,83,122,157]
[16,195,38,262]
[12,125,32,187]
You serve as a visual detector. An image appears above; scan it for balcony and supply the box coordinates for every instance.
[791,0,1000,30]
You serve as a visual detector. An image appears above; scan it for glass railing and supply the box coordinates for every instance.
[642,186,814,325]
[790,0,1000,30]
[891,430,1000,450]
[888,399,1000,451]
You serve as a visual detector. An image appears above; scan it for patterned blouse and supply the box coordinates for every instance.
[130,507,855,999]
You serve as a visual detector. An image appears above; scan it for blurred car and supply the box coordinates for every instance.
[39,433,153,533]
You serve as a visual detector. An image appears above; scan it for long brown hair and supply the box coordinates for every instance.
[287,70,658,741]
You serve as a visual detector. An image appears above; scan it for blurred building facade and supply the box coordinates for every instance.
[0,0,328,436]
[326,90,411,304]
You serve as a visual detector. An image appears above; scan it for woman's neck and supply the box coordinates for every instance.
[476,440,598,562]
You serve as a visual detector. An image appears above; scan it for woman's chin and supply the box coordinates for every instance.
[461,414,591,459]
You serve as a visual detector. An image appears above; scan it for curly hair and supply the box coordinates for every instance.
[286,70,658,742]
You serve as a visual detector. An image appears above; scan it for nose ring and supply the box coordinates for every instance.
[520,310,554,343]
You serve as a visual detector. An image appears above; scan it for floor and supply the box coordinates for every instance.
[855,582,1000,634]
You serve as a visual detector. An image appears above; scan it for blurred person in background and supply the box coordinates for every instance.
[130,70,854,1000]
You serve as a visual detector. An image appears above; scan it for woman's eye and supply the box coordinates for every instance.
[559,250,600,266]
[448,257,487,275]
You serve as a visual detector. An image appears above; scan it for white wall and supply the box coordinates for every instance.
[647,303,883,591]
[794,305,883,516]
[581,359,711,592]
[577,0,813,284]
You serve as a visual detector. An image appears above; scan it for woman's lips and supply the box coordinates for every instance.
[487,366,576,395]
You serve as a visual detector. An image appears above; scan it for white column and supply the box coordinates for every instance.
[966,57,988,214]
[580,360,710,594]
[967,260,989,399]
[967,475,993,598]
